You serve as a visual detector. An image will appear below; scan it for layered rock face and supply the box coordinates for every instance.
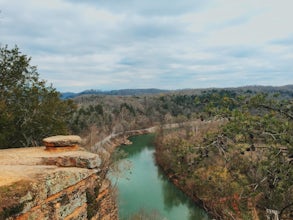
[0,136,117,220]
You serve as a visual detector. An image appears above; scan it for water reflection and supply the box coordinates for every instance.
[121,134,154,156]
[158,169,183,211]
[115,134,209,220]
[157,166,209,220]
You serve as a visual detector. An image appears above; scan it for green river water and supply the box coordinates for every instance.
[114,134,210,220]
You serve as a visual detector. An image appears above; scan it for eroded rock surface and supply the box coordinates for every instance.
[0,145,117,220]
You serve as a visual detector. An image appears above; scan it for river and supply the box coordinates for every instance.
[113,134,210,220]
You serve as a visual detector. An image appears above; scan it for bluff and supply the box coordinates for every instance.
[0,136,117,220]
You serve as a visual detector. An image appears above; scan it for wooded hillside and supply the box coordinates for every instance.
[155,92,293,219]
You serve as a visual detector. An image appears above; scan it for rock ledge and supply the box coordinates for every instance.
[43,135,82,148]
[0,136,117,219]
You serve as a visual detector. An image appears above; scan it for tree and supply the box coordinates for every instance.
[0,45,76,148]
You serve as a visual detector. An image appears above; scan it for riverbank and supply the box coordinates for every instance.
[89,120,230,219]
[88,120,218,153]
[114,134,210,220]
[155,157,261,220]
[89,127,155,154]
[153,120,263,220]
[155,159,221,219]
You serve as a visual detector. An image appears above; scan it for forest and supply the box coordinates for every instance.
[154,92,293,219]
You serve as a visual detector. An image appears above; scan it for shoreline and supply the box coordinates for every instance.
[88,121,225,219]
[155,158,220,220]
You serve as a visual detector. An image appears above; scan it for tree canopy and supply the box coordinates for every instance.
[155,92,293,219]
[0,45,76,148]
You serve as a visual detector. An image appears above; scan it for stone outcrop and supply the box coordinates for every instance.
[43,135,82,152]
[0,136,117,220]
[43,135,82,147]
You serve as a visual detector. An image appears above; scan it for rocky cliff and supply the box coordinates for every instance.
[0,141,117,220]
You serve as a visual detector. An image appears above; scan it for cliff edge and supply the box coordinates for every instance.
[0,142,117,220]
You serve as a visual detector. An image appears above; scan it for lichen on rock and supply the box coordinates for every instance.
[0,136,117,220]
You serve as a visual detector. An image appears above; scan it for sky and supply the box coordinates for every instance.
[0,0,293,92]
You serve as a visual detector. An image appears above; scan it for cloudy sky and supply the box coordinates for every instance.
[1,0,292,92]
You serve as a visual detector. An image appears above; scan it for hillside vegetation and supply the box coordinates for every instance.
[155,93,293,219]
[70,88,292,219]
[69,88,292,144]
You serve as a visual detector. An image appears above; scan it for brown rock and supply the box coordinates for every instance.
[0,145,117,219]
[43,135,82,148]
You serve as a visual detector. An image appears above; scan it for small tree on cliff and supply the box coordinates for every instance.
[0,45,76,148]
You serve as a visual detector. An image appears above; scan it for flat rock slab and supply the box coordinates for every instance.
[0,147,101,187]
[43,135,82,147]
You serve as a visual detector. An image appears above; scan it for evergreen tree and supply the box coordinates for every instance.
[0,45,76,148]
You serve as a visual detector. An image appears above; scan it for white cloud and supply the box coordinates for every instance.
[0,0,292,92]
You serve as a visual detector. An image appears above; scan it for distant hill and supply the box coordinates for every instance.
[61,88,170,99]
[61,85,293,99]
[170,85,293,98]
[224,85,293,98]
